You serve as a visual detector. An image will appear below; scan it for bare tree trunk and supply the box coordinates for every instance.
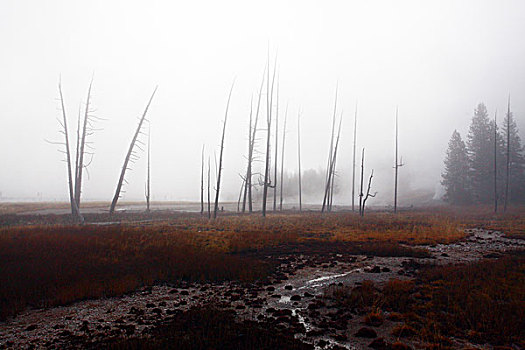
[504,96,511,212]
[393,107,403,213]
[322,86,338,212]
[362,169,376,217]
[352,103,357,212]
[273,79,279,212]
[242,99,253,213]
[110,86,157,215]
[297,111,302,212]
[58,80,83,222]
[237,177,245,212]
[280,104,288,211]
[213,81,235,219]
[200,144,204,215]
[359,148,365,216]
[262,54,277,217]
[243,64,266,213]
[329,113,343,211]
[145,124,151,212]
[74,77,93,209]
[207,156,211,219]
[323,113,342,213]
[494,111,498,213]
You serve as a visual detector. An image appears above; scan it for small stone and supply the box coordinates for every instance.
[355,327,377,338]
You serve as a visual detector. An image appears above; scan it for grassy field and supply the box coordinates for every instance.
[0,211,464,320]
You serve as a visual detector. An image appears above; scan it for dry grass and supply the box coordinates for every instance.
[324,253,525,347]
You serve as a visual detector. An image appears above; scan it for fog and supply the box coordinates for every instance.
[1,0,524,207]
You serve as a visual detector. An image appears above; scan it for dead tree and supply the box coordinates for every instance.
[494,111,498,213]
[109,86,157,215]
[242,64,267,213]
[145,124,151,212]
[213,81,235,219]
[393,107,404,213]
[200,144,205,215]
[352,103,357,212]
[273,78,280,212]
[56,80,83,222]
[359,148,365,215]
[322,86,338,212]
[74,77,94,209]
[504,96,511,212]
[297,111,302,212]
[262,54,277,217]
[361,169,376,217]
[207,156,211,219]
[279,104,288,211]
[329,113,343,211]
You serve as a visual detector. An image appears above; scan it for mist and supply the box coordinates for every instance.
[1,0,524,207]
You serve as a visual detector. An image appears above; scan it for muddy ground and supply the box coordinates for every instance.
[0,228,523,350]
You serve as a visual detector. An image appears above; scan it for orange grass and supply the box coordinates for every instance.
[0,211,464,320]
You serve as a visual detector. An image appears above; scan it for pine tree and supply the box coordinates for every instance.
[442,130,471,204]
[467,103,500,203]
[502,106,525,204]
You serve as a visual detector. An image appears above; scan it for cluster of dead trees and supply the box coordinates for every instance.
[53,78,156,222]
[55,70,409,222]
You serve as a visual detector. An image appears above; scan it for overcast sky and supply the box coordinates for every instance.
[1,0,524,206]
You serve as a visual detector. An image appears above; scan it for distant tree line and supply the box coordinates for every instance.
[442,102,525,206]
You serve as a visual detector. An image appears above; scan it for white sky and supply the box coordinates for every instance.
[1,0,524,205]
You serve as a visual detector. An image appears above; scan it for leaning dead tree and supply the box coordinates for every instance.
[297,111,303,212]
[213,81,235,219]
[322,87,339,213]
[55,80,83,222]
[262,54,277,217]
[393,107,404,213]
[328,113,343,212]
[145,124,151,212]
[361,169,376,217]
[352,103,358,212]
[279,104,288,211]
[109,86,157,215]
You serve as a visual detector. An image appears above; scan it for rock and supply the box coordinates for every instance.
[284,285,293,290]
[152,308,162,314]
[304,292,314,298]
[391,342,412,350]
[25,324,38,331]
[332,333,348,341]
[381,267,391,272]
[145,303,155,308]
[290,295,301,301]
[441,252,449,257]
[369,337,391,349]
[235,305,245,310]
[316,339,329,348]
[180,290,189,296]
[266,286,275,292]
[169,289,178,294]
[355,327,377,338]
[271,294,281,298]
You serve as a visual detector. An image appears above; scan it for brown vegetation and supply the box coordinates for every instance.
[324,253,525,347]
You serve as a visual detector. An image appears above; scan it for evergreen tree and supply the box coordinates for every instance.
[466,103,505,203]
[502,106,525,204]
[442,130,471,204]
